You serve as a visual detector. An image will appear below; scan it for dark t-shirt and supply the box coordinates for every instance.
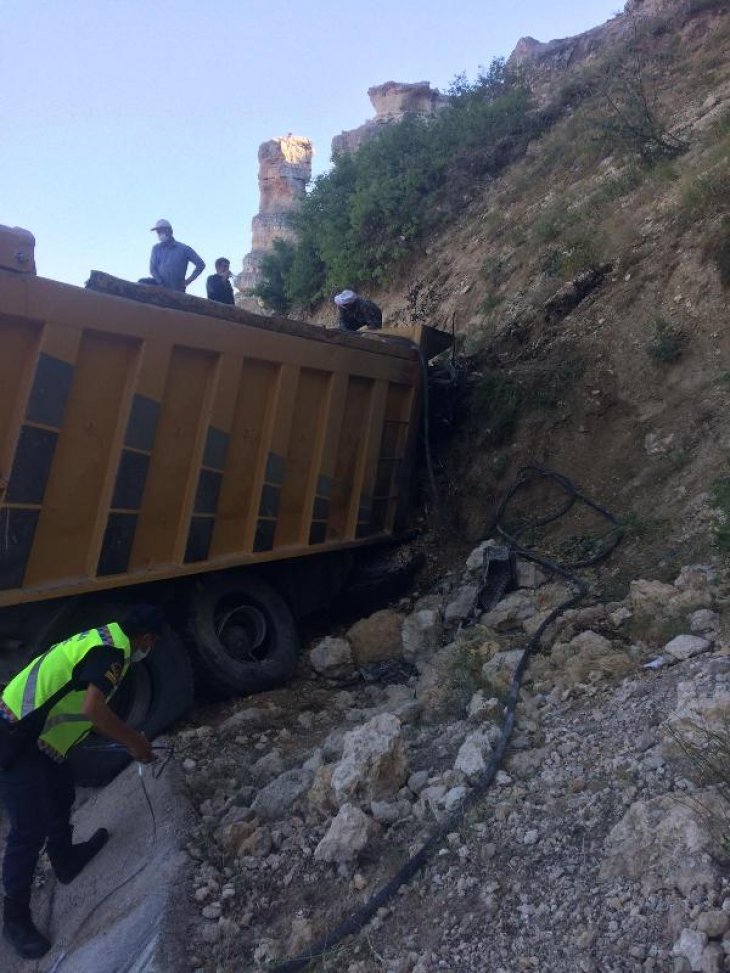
[72,645,126,696]
[206,274,235,305]
[337,297,383,331]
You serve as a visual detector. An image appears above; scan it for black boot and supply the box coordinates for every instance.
[2,896,51,959]
[49,827,110,885]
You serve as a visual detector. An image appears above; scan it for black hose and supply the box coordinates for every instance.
[272,467,622,972]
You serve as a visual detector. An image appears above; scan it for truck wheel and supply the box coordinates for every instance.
[185,574,299,699]
[69,622,194,787]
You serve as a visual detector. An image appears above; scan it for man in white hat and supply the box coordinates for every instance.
[139,220,205,293]
[333,289,383,332]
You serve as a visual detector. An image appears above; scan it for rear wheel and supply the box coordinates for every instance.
[185,573,299,699]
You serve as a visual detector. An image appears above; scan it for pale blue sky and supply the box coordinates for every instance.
[2,0,621,296]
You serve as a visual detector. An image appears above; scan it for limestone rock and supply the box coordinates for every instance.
[332,81,448,155]
[696,910,729,937]
[444,586,478,625]
[250,749,284,783]
[234,135,313,303]
[629,579,679,614]
[370,799,411,824]
[600,792,724,894]
[402,608,442,659]
[216,820,258,856]
[347,609,404,665]
[480,591,538,631]
[330,713,408,807]
[688,609,720,635]
[630,577,713,617]
[482,649,524,689]
[664,634,713,662]
[664,681,730,751]
[310,636,355,679]
[314,804,375,863]
[672,929,708,971]
[415,642,460,720]
[465,540,497,573]
[251,768,314,821]
[454,730,493,781]
[220,706,280,733]
[237,825,273,859]
[466,690,500,722]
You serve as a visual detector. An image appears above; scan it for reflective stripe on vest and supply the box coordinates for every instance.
[1,623,131,759]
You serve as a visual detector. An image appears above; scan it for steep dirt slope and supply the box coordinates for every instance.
[313,1,730,591]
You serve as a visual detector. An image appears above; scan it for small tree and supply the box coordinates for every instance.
[251,239,295,314]
[598,21,689,164]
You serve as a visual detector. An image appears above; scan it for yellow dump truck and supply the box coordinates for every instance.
[0,226,448,776]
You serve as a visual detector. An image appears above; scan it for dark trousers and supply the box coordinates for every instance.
[0,749,74,902]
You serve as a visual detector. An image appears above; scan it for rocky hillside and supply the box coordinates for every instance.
[175,544,730,973]
[305,0,730,588]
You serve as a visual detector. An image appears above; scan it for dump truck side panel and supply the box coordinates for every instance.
[0,271,421,608]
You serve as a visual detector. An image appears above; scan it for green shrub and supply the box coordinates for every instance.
[591,165,646,205]
[540,231,602,278]
[678,167,730,227]
[711,477,730,559]
[645,317,687,362]
[250,239,295,313]
[276,60,550,305]
[479,292,503,317]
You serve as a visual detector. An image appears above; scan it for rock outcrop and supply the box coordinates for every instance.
[234,135,313,307]
[332,81,448,156]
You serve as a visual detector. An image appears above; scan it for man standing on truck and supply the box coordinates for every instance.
[139,219,205,292]
[206,257,236,305]
[334,289,383,331]
[0,604,165,959]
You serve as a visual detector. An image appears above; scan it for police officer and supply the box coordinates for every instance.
[0,604,165,959]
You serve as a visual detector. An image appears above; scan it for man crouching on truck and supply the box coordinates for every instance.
[0,604,165,959]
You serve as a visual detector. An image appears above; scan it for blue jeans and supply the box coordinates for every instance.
[0,749,74,901]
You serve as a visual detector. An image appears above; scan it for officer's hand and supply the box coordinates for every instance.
[128,732,155,764]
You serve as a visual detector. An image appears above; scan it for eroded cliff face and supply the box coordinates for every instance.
[332,81,448,156]
[234,135,313,306]
[507,0,679,83]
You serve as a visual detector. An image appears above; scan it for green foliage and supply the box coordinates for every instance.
[591,165,646,204]
[280,60,546,305]
[470,369,521,444]
[596,29,689,165]
[479,292,503,317]
[678,166,730,227]
[250,239,295,313]
[711,477,730,559]
[645,317,687,363]
[540,231,603,278]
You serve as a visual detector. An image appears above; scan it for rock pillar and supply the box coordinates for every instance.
[235,135,313,306]
[332,81,448,156]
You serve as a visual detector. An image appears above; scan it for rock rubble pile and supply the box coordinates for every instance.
[174,544,730,973]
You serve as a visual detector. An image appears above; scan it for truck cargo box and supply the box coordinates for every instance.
[0,266,439,611]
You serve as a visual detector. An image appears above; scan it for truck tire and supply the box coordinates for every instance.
[185,573,299,699]
[69,623,194,787]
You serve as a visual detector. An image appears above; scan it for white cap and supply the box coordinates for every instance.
[150,219,172,232]
[334,289,356,306]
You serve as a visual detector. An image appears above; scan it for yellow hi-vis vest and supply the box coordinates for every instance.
[1,623,130,762]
